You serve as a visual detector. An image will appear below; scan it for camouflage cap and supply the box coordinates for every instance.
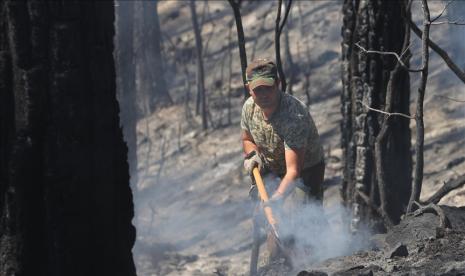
[246,58,278,91]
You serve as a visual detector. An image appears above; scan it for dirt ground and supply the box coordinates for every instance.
[128,1,465,275]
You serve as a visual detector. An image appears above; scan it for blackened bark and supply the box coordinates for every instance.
[340,0,357,213]
[274,0,292,93]
[115,0,138,189]
[341,0,412,229]
[284,9,296,95]
[228,0,249,99]
[0,2,136,276]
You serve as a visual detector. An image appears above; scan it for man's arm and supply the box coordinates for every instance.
[275,147,305,196]
[242,130,258,156]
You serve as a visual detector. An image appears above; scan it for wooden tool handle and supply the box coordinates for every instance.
[252,167,278,227]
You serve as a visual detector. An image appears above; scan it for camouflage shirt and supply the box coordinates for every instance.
[241,93,324,176]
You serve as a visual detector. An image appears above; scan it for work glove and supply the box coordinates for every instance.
[243,150,264,176]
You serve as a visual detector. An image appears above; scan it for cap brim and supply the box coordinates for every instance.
[249,77,275,91]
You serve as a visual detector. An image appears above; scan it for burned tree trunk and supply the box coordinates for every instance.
[228,0,249,99]
[0,2,136,276]
[274,0,292,93]
[190,0,208,130]
[341,0,412,230]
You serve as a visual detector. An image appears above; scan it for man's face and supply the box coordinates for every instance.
[249,81,280,109]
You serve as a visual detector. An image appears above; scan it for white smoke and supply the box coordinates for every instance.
[258,175,372,268]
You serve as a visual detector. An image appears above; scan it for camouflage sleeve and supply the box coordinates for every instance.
[283,114,310,150]
[240,100,252,131]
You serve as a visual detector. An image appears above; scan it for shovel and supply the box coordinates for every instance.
[249,167,293,275]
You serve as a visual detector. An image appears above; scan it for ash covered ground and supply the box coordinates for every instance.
[125,1,465,275]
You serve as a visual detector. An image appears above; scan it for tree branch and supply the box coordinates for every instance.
[425,174,465,204]
[431,0,454,22]
[431,20,465,25]
[407,0,430,214]
[412,202,450,229]
[409,17,465,84]
[355,42,421,73]
[436,95,465,103]
[357,100,414,119]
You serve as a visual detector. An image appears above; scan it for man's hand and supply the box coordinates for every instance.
[244,151,264,175]
[262,191,284,209]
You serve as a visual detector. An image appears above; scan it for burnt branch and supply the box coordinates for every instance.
[431,0,454,22]
[425,174,465,204]
[409,17,465,84]
[407,0,430,214]
[357,100,414,119]
[430,20,465,25]
[412,202,450,229]
[275,0,292,92]
[355,42,421,72]
[435,95,465,103]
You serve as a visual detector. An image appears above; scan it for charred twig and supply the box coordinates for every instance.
[430,20,465,25]
[408,17,465,84]
[435,95,465,103]
[412,202,450,229]
[431,0,454,22]
[357,100,414,119]
[425,174,465,204]
[355,42,421,73]
[357,191,394,230]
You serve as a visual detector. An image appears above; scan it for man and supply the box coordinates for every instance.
[241,58,325,264]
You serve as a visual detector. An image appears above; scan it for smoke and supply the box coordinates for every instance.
[258,175,372,267]
[131,160,373,274]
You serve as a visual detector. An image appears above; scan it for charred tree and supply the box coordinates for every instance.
[134,0,172,116]
[284,6,297,95]
[115,0,138,189]
[228,0,249,99]
[274,0,292,93]
[190,0,208,130]
[341,0,412,230]
[0,2,136,276]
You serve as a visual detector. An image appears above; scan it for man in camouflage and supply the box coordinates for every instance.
[241,58,325,264]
